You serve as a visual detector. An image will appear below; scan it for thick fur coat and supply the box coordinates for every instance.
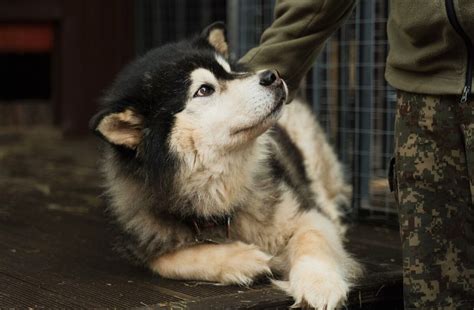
[90,23,360,309]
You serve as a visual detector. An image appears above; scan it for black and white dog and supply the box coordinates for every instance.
[90,23,360,309]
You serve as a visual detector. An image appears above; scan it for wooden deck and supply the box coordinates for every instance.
[0,128,403,309]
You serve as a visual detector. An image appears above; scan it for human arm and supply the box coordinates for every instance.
[239,0,356,101]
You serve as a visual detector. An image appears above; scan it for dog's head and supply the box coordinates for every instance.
[90,22,287,170]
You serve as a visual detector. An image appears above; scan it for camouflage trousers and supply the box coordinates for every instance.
[393,90,474,309]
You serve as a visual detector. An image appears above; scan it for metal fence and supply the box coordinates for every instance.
[135,0,228,54]
[227,0,397,218]
[135,0,397,218]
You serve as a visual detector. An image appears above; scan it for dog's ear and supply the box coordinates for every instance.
[89,107,144,149]
[201,22,228,57]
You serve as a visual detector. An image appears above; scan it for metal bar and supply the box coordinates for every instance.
[200,0,212,28]
[324,37,332,134]
[338,25,349,167]
[134,0,144,54]
[226,0,240,59]
[151,0,162,48]
[312,49,328,116]
[352,3,361,210]
[175,0,186,40]
[357,0,375,211]
[237,1,247,57]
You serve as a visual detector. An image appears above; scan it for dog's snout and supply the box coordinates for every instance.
[259,69,280,87]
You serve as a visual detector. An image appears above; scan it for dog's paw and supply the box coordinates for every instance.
[217,242,272,285]
[273,257,349,310]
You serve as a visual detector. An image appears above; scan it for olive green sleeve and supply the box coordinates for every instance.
[239,0,356,100]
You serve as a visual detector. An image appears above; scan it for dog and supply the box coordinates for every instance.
[90,22,361,309]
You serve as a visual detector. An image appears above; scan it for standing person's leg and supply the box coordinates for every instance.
[393,91,474,309]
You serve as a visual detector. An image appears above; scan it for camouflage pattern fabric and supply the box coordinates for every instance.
[393,90,474,309]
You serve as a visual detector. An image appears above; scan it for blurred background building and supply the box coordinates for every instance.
[0,0,134,134]
[1,0,396,220]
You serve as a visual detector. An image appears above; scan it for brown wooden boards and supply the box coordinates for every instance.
[0,128,402,309]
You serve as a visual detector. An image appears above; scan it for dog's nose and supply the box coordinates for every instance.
[259,69,280,86]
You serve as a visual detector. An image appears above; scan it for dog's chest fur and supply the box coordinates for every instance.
[92,23,358,308]
[104,123,314,261]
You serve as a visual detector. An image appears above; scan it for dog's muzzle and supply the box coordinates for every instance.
[259,69,289,105]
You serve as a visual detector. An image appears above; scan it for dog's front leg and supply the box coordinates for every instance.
[275,214,359,310]
[149,241,272,285]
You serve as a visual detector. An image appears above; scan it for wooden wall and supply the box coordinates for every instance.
[0,0,135,135]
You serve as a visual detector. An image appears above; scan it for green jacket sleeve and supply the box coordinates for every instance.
[239,0,356,100]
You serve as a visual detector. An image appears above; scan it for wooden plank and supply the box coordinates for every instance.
[0,128,402,308]
[0,0,62,21]
[0,101,54,126]
[60,0,135,135]
[0,0,135,134]
[0,216,186,308]
[0,272,80,309]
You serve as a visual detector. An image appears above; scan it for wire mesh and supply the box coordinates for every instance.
[135,0,228,54]
[135,0,397,217]
[310,1,396,215]
[229,0,397,216]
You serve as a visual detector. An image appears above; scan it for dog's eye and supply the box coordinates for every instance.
[194,85,215,97]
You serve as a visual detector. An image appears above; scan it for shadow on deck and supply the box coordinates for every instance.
[0,127,403,309]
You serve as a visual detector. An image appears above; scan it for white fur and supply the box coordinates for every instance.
[278,101,352,233]
[105,66,359,309]
[169,68,286,216]
[274,257,349,309]
[164,67,358,308]
[152,242,272,285]
[275,210,357,309]
[215,54,232,73]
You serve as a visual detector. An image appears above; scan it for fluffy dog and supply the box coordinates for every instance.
[90,22,360,309]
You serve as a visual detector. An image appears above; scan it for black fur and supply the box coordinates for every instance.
[268,125,328,216]
[91,24,335,268]
[91,28,247,263]
[92,32,240,209]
